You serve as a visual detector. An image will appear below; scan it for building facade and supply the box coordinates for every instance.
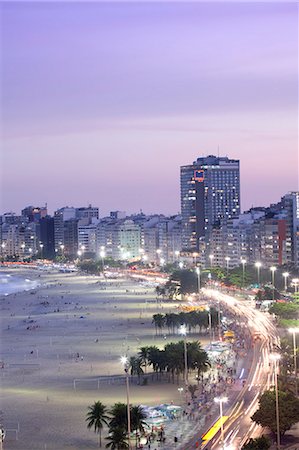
[181,155,240,253]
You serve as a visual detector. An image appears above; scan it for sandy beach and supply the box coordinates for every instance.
[0,268,205,449]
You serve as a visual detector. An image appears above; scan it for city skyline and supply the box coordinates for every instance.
[2,2,298,216]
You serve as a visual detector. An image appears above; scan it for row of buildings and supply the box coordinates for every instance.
[0,206,182,264]
[1,155,299,268]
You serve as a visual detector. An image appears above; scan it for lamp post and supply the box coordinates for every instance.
[255,262,262,287]
[175,250,180,263]
[178,387,184,404]
[21,243,25,260]
[225,256,230,275]
[60,244,65,257]
[206,306,212,344]
[156,248,162,265]
[217,301,222,341]
[39,243,44,259]
[282,272,289,291]
[270,266,277,301]
[99,247,105,273]
[1,242,6,261]
[179,261,184,270]
[209,254,214,268]
[292,278,299,294]
[241,258,246,287]
[195,267,201,296]
[214,397,228,449]
[270,353,281,450]
[288,328,299,397]
[120,356,132,449]
[179,325,188,387]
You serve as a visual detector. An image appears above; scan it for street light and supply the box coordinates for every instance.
[99,248,105,272]
[209,254,214,267]
[177,387,184,404]
[39,243,44,259]
[179,324,188,386]
[282,272,289,291]
[292,278,299,294]
[225,256,230,275]
[214,397,228,449]
[160,257,165,267]
[288,328,299,397]
[241,258,246,287]
[179,261,184,270]
[120,356,132,449]
[195,267,201,295]
[255,262,262,287]
[60,244,65,256]
[270,353,281,450]
[270,266,277,300]
[206,306,212,344]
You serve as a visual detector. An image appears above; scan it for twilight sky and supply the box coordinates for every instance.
[1,1,298,216]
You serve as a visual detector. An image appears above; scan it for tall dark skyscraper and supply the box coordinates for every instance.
[180,155,240,251]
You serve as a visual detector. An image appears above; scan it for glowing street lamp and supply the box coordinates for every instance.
[214,397,228,449]
[225,256,230,274]
[292,278,299,294]
[195,267,201,295]
[270,353,281,450]
[209,254,214,267]
[177,387,184,403]
[99,248,105,272]
[206,306,212,344]
[241,258,246,287]
[288,328,299,396]
[255,262,262,287]
[175,250,180,260]
[179,325,188,386]
[282,272,289,291]
[120,356,132,449]
[39,243,44,258]
[270,266,277,300]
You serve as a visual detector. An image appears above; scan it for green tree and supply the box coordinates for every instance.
[251,390,299,437]
[152,314,165,335]
[109,403,128,432]
[241,436,271,450]
[269,302,299,320]
[105,427,129,449]
[131,405,147,448]
[138,346,150,373]
[168,269,198,295]
[86,401,110,447]
[129,356,144,384]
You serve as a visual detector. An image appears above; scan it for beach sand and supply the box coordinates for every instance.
[0,268,199,449]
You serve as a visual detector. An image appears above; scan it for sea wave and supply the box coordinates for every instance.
[0,273,39,296]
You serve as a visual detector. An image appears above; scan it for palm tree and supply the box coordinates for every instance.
[105,427,129,449]
[152,314,165,335]
[109,403,127,432]
[138,347,150,373]
[86,401,110,447]
[129,356,144,384]
[131,405,147,448]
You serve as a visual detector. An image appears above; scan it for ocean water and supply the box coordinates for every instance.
[0,272,39,296]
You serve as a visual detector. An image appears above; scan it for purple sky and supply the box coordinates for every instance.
[2,2,298,216]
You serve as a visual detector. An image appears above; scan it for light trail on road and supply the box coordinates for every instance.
[183,288,280,450]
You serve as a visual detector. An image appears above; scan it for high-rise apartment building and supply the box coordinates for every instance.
[180,155,240,252]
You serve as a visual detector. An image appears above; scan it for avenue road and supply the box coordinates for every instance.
[184,287,280,450]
